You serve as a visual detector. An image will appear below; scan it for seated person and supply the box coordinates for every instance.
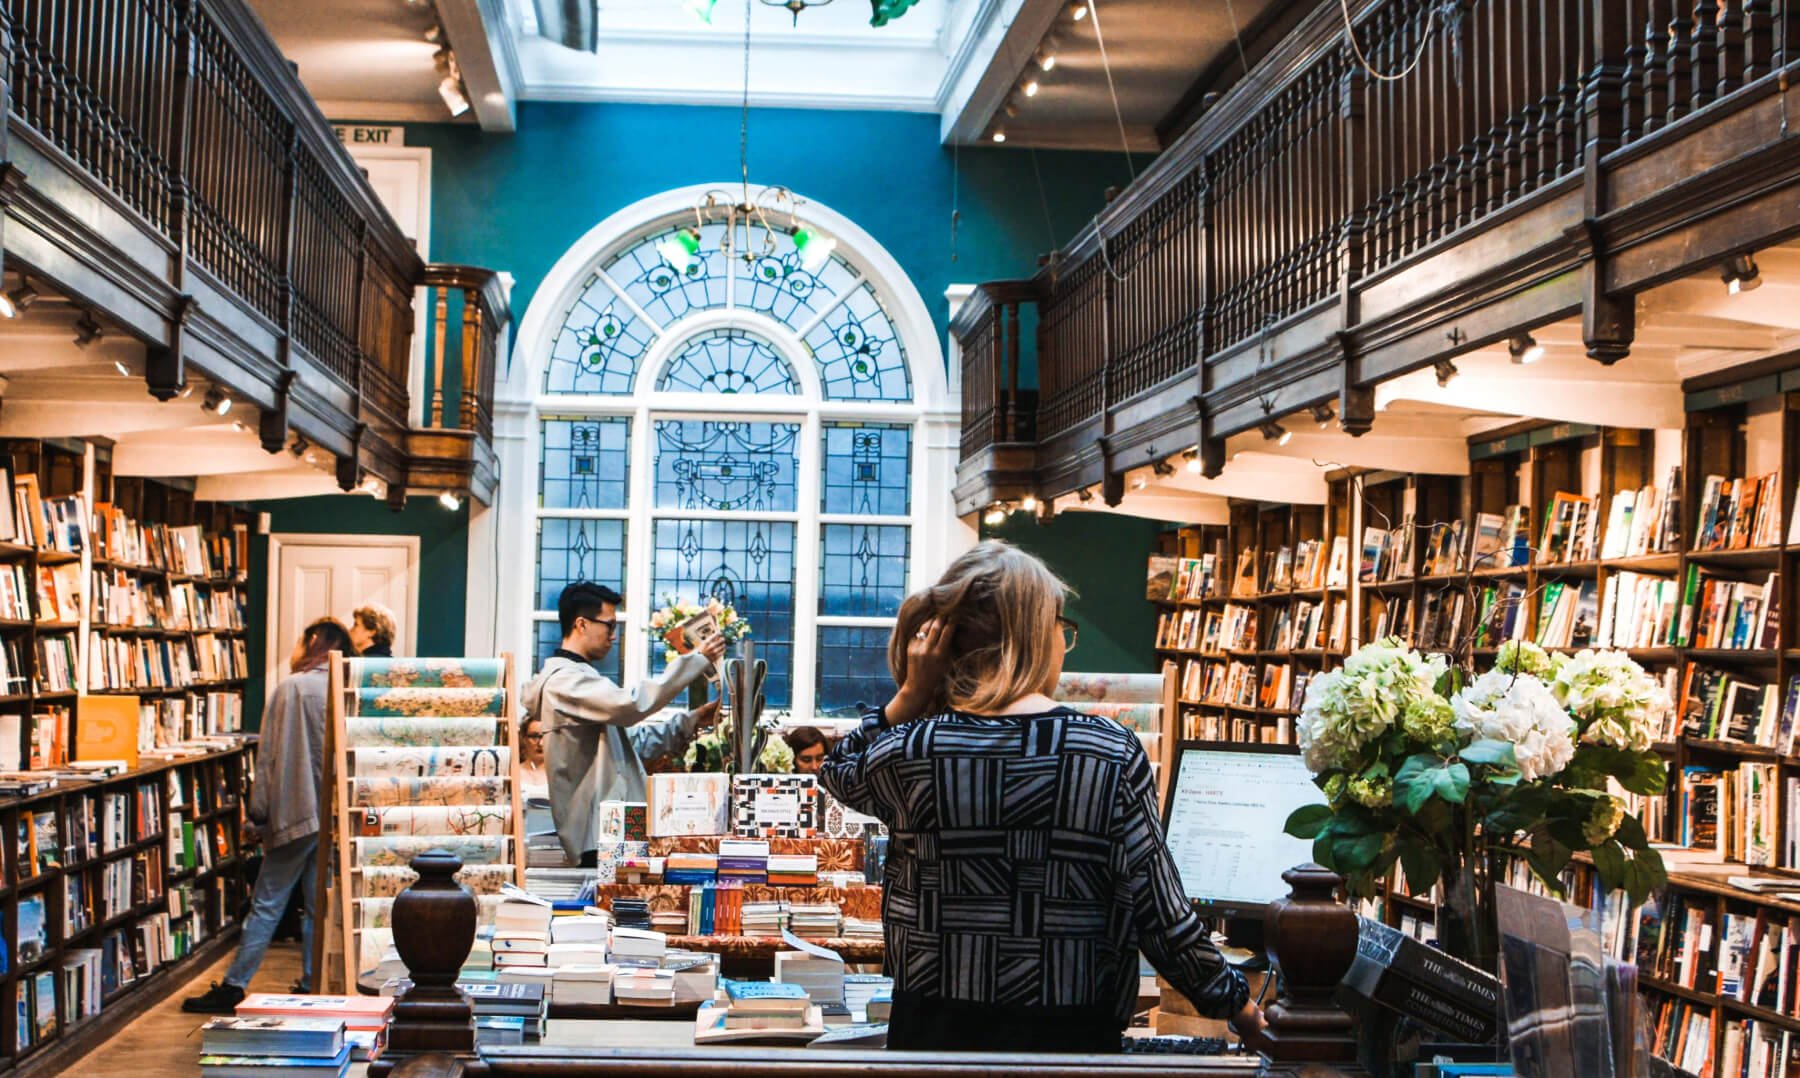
[518,712,550,802]
[820,541,1266,1054]
[783,725,829,774]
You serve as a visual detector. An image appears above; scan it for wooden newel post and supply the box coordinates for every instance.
[1260,863,1364,1075]
[385,849,477,1059]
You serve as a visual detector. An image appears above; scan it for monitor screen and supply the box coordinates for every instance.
[1162,745,1328,915]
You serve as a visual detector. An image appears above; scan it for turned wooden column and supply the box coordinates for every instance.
[1260,863,1364,1075]
[382,849,477,1061]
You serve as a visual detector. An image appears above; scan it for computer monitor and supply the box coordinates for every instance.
[1162,742,1328,920]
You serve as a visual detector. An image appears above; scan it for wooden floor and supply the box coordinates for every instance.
[62,942,306,1078]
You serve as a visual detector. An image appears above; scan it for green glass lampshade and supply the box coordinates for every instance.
[656,228,702,273]
[869,0,919,26]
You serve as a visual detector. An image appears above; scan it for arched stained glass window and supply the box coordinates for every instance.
[531,195,931,719]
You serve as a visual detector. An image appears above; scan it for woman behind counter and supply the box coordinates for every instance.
[819,541,1266,1054]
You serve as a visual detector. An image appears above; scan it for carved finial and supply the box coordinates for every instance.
[384,849,476,1060]
[1260,863,1364,1073]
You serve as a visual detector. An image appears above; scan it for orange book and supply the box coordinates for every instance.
[236,994,397,1030]
[75,694,140,766]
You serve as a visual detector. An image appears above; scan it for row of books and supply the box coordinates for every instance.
[1155,604,1257,653]
[1682,568,1779,651]
[1599,467,1684,558]
[1534,579,1599,648]
[1676,664,1791,749]
[1535,491,1602,565]
[1145,553,1225,602]
[92,572,248,633]
[1648,996,1713,1076]
[144,691,245,747]
[8,475,86,555]
[1177,659,1258,709]
[1719,1018,1800,1078]
[91,508,222,579]
[88,632,205,691]
[1175,710,1294,744]
[1696,473,1786,552]
[0,705,73,771]
[1263,598,1346,651]
[35,631,76,692]
[1677,763,1779,865]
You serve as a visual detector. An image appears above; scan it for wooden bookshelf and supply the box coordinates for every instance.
[0,745,256,1074]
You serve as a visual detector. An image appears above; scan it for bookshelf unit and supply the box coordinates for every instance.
[1139,367,1800,1071]
[0,745,255,1074]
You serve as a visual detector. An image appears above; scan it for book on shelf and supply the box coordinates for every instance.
[1358,527,1389,584]
[1469,512,1506,569]
[1499,505,1531,567]
[1594,570,1680,649]
[1536,491,1596,565]
[1696,473,1781,551]
[1673,763,1774,865]
[1421,520,1465,576]
[1145,556,1178,601]
[1230,548,1258,597]
[1678,567,1778,650]
[1325,536,1350,588]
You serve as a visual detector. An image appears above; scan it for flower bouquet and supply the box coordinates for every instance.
[1284,638,1671,972]
[645,594,751,667]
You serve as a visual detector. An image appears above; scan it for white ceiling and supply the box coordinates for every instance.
[246,0,1285,149]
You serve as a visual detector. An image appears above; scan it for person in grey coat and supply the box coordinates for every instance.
[521,582,724,866]
[185,617,353,1013]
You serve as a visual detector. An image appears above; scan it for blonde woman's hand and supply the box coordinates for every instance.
[886,617,953,726]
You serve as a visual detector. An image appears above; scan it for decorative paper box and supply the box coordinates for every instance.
[821,794,887,841]
[597,801,649,845]
[731,774,820,839]
[592,841,650,886]
[646,772,730,837]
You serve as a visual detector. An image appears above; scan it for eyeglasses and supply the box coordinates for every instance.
[1057,614,1079,653]
[523,732,546,742]
[582,615,618,634]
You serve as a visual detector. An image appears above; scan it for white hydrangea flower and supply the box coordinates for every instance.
[1297,640,1448,774]
[1451,670,1577,782]
[1550,649,1670,752]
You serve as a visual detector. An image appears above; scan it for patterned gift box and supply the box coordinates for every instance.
[820,794,887,841]
[597,801,649,844]
[646,772,730,837]
[731,774,819,839]
[592,841,650,885]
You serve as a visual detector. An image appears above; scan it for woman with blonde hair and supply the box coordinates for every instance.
[820,541,1265,1053]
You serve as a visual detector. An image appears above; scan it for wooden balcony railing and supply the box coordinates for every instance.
[0,0,505,500]
[953,281,1035,458]
[953,0,1800,505]
[408,265,510,505]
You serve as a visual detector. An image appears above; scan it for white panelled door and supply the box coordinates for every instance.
[267,535,419,687]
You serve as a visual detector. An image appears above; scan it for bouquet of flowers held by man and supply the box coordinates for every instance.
[644,594,751,666]
[1284,638,1671,969]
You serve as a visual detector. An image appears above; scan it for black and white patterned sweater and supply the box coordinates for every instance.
[819,705,1250,1027]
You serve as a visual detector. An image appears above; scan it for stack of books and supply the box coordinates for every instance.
[551,963,614,1005]
[611,925,668,962]
[233,996,395,1064]
[614,965,676,1005]
[666,951,722,1002]
[548,909,611,967]
[787,903,840,937]
[460,982,546,1041]
[767,853,818,886]
[664,851,718,884]
[742,902,787,936]
[198,1016,351,1078]
[717,839,769,884]
[650,908,689,934]
[841,917,882,940]
[844,974,893,1021]
[524,868,594,903]
[611,897,651,929]
[775,949,845,1004]
[493,888,553,971]
[698,979,822,1042]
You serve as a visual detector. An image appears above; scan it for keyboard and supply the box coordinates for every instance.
[1120,1035,1230,1055]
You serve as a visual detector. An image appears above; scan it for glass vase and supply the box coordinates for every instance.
[1436,850,1499,977]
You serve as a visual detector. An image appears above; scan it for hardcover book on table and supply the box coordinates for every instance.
[200,1016,347,1058]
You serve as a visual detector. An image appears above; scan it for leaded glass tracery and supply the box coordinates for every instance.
[822,423,911,516]
[539,416,630,509]
[805,282,910,401]
[543,283,654,394]
[652,518,795,707]
[815,625,892,714]
[605,222,731,328]
[535,518,626,609]
[820,523,909,617]
[653,420,799,512]
[733,247,858,329]
[656,328,800,396]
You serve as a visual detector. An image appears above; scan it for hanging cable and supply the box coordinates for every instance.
[950,141,961,262]
[739,0,753,198]
[1340,0,1439,82]
[1086,0,1137,182]
[1029,148,1059,254]
[1221,0,1253,78]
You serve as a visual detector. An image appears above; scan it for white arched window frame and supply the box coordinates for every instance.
[483,184,967,722]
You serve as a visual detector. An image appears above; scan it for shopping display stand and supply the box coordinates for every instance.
[311,654,524,993]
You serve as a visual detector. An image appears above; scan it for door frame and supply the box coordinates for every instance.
[264,532,422,692]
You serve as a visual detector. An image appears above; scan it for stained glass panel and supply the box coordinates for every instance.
[652,518,795,708]
[821,423,911,516]
[544,276,655,394]
[604,222,731,329]
[535,518,626,610]
[539,416,630,509]
[534,618,623,681]
[804,282,910,401]
[656,328,800,395]
[654,420,799,511]
[820,524,909,617]
[816,626,894,714]
[733,245,859,328]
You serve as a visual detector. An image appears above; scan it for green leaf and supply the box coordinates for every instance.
[1313,834,1336,870]
[1398,843,1443,895]
[1618,754,1669,797]
[1613,813,1649,850]
[1590,839,1627,884]
[1460,739,1518,767]
[1334,832,1386,872]
[1286,804,1335,840]
[1435,762,1472,804]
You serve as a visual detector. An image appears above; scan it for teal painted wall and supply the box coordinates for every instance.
[397,102,1145,368]
[244,494,469,730]
[982,511,1162,675]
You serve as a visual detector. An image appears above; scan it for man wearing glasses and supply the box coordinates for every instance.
[522,581,725,867]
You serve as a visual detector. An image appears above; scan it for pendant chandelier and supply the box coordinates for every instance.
[658,0,838,276]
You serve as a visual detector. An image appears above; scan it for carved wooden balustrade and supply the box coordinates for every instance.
[409,265,510,506]
[952,0,1800,514]
[0,0,504,501]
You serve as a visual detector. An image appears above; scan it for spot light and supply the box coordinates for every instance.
[0,279,38,319]
[1259,420,1292,446]
[1131,475,1147,490]
[982,503,1009,526]
[113,360,131,378]
[1024,79,1040,97]
[439,491,464,511]
[290,435,310,458]
[437,75,471,118]
[991,130,1007,143]
[1721,253,1762,294]
[1434,358,1459,387]
[201,387,232,415]
[1037,51,1057,71]
[1076,487,1094,502]
[1071,2,1088,20]
[1309,402,1335,428]
[1508,333,1544,365]
[1151,459,1175,478]
[1184,448,1203,473]
[1020,494,1039,512]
